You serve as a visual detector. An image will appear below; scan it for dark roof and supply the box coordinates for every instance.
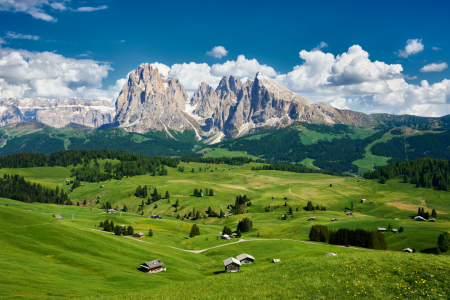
[141,259,164,269]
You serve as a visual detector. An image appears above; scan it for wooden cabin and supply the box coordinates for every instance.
[378,228,386,233]
[272,259,281,263]
[391,228,398,233]
[403,248,413,253]
[310,217,317,221]
[107,209,116,213]
[236,253,255,264]
[223,257,241,272]
[331,218,338,222]
[429,218,436,222]
[100,185,105,188]
[360,199,366,203]
[414,216,426,221]
[134,232,144,238]
[346,212,353,215]
[55,215,63,219]
[139,259,166,273]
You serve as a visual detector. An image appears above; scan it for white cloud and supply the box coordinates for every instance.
[169,62,221,91]
[0,46,121,101]
[211,55,277,77]
[5,31,39,40]
[312,41,328,51]
[432,47,442,51]
[150,62,170,77]
[420,62,448,72]
[206,46,228,59]
[119,40,126,43]
[74,5,107,12]
[397,39,424,58]
[0,37,5,44]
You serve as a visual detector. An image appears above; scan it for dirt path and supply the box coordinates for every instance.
[89,229,372,253]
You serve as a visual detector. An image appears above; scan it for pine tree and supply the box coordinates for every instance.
[432,209,437,218]
[196,211,200,220]
[387,223,393,231]
[148,229,153,237]
[190,224,200,237]
[209,189,214,196]
[237,230,242,238]
[438,232,450,252]
[114,225,121,235]
[127,225,134,236]
[99,221,104,227]
[289,207,293,215]
[399,227,404,233]
[110,221,115,232]
[165,191,170,199]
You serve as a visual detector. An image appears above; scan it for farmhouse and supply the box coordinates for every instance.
[134,232,144,238]
[378,228,386,233]
[429,218,436,222]
[360,199,366,203]
[272,259,281,263]
[346,212,353,215]
[55,215,63,219]
[403,248,413,253]
[310,217,317,221]
[107,209,116,213]
[331,218,338,222]
[392,228,398,233]
[414,216,426,221]
[231,233,238,238]
[223,257,241,272]
[236,253,255,264]
[100,185,105,188]
[139,259,166,273]
[222,234,231,240]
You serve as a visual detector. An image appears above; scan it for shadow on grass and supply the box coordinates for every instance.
[420,247,438,254]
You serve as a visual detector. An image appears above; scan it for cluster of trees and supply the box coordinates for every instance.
[71,164,113,182]
[189,224,200,237]
[193,188,214,197]
[182,156,252,166]
[222,226,232,235]
[304,201,326,211]
[371,130,450,163]
[309,225,387,250]
[99,219,134,236]
[251,163,340,176]
[303,123,353,134]
[416,207,437,219]
[135,185,149,198]
[215,126,390,173]
[363,158,450,191]
[0,174,69,204]
[237,217,253,232]
[232,194,251,214]
[206,206,224,218]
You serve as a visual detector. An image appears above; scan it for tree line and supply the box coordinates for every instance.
[309,225,387,250]
[0,174,69,204]
[304,201,326,211]
[363,158,450,191]
[181,156,252,165]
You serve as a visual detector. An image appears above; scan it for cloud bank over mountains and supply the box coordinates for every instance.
[0,40,448,117]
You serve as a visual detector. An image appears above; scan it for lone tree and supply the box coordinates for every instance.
[438,232,450,252]
[432,209,437,218]
[148,229,153,237]
[209,189,214,196]
[165,191,170,199]
[190,224,200,237]
[127,225,134,236]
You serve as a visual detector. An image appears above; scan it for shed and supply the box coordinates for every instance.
[222,234,231,240]
[310,217,317,221]
[391,228,398,233]
[223,257,241,272]
[429,218,436,222]
[55,215,63,219]
[140,259,166,273]
[272,259,281,263]
[100,185,105,188]
[378,228,386,233]
[66,180,70,183]
[346,212,353,215]
[370,201,374,203]
[134,232,144,238]
[231,233,238,238]
[360,199,366,203]
[107,209,116,213]
[236,253,255,264]
[284,197,289,200]
[117,181,122,184]
[325,253,337,257]
[215,178,218,181]
[81,184,85,186]
[272,197,276,199]
[5,203,10,206]
[414,216,426,221]
[331,218,338,222]
[403,248,413,253]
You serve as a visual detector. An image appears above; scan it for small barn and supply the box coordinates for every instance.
[346,212,353,215]
[272,259,281,263]
[378,228,386,233]
[107,209,116,213]
[403,248,413,253]
[66,180,70,183]
[90,207,94,210]
[134,232,144,238]
[392,228,398,233]
[150,215,162,219]
[272,197,276,199]
[370,201,374,203]
[223,257,241,272]
[139,259,166,273]
[55,215,63,219]
[429,218,436,222]
[236,253,255,264]
[222,234,231,240]
[231,233,238,238]
[310,217,317,221]
[100,185,105,188]
[414,216,426,221]
[117,181,122,184]
[284,197,289,200]
[331,218,338,222]
[360,199,366,203]
[81,184,85,186]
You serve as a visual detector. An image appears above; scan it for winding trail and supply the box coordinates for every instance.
[89,229,372,253]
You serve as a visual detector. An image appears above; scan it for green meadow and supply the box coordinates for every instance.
[1,159,450,299]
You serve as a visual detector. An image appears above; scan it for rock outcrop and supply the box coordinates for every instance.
[0,98,114,128]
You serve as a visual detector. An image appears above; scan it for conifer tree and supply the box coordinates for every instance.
[438,232,450,252]
[114,225,121,235]
[127,225,134,235]
[148,229,153,237]
[196,211,200,220]
[237,230,242,238]
[190,224,200,237]
[110,221,115,232]
[165,191,170,199]
[209,189,214,196]
[432,209,437,218]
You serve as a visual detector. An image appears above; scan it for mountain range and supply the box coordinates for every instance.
[1,63,449,144]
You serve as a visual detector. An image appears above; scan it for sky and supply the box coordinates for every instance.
[0,0,449,116]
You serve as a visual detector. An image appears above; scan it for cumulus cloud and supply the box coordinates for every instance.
[74,5,107,12]
[206,46,228,59]
[0,46,122,101]
[420,62,448,72]
[397,39,424,58]
[211,55,277,77]
[312,41,328,51]
[5,31,39,40]
[150,62,171,77]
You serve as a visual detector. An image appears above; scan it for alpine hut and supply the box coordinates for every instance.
[378,228,386,233]
[403,248,413,253]
[134,232,144,238]
[223,257,241,272]
[55,215,63,219]
[272,259,281,263]
[236,253,255,264]
[414,216,426,221]
[360,199,367,203]
[139,259,166,273]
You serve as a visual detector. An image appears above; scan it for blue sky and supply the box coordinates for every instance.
[0,0,449,116]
